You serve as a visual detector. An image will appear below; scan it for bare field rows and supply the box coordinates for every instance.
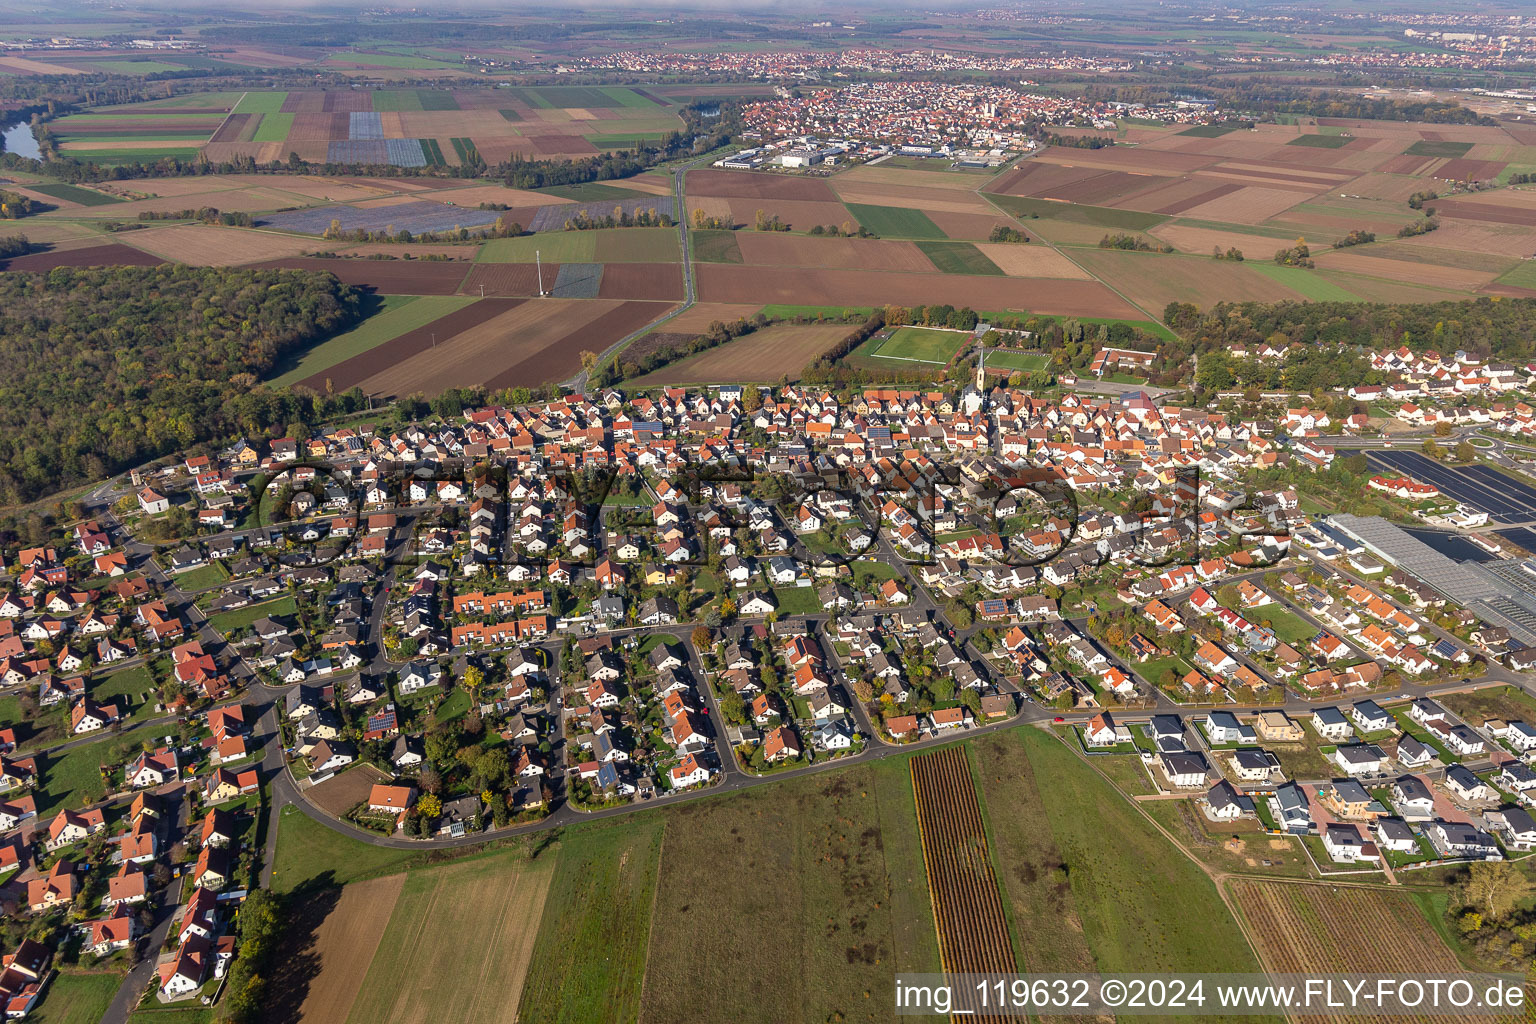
[296,874,406,1024]
[1311,250,1501,291]
[1229,879,1490,1024]
[344,854,556,1024]
[696,263,1142,318]
[735,232,936,272]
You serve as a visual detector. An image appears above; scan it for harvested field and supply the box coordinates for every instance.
[307,763,389,816]
[424,184,571,210]
[910,747,1021,1021]
[689,229,742,263]
[355,297,664,395]
[1180,185,1307,223]
[1074,249,1303,312]
[1229,879,1489,1024]
[735,232,935,272]
[662,302,763,333]
[697,264,1143,318]
[836,183,996,215]
[483,300,668,390]
[299,298,522,391]
[121,224,320,266]
[1033,146,1217,174]
[973,243,1092,278]
[722,198,852,231]
[1433,198,1536,228]
[1437,158,1506,182]
[49,187,296,219]
[1149,181,1244,216]
[640,758,940,1024]
[1326,273,1473,304]
[593,227,681,262]
[251,256,470,294]
[987,194,1166,231]
[1311,250,1500,291]
[687,169,837,201]
[596,262,683,300]
[275,295,475,386]
[1151,222,1311,258]
[626,322,852,384]
[0,243,165,271]
[344,851,556,1024]
[294,874,406,1024]
[328,243,474,261]
[838,164,993,191]
[927,210,1017,240]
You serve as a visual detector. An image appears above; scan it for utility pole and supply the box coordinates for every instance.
[536,250,546,297]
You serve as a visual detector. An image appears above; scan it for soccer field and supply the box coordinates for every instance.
[867,326,971,364]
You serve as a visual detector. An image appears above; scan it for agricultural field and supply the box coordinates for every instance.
[343,850,556,1024]
[974,729,1266,980]
[270,295,476,387]
[626,321,854,385]
[58,86,686,167]
[517,820,663,1024]
[640,757,941,1024]
[909,747,1020,980]
[290,875,406,1024]
[1229,879,1487,1024]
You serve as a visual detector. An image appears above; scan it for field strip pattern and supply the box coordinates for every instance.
[295,873,406,1024]
[1229,878,1497,1024]
[910,746,1023,1023]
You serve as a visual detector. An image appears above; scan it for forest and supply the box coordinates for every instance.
[0,265,361,504]
[1166,296,1536,369]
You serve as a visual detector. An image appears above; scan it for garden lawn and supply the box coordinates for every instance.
[29,971,121,1024]
[208,594,298,635]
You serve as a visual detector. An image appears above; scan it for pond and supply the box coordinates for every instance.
[1,121,39,160]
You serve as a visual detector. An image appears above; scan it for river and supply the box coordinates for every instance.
[1,121,40,160]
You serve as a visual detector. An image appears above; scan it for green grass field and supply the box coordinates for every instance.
[477,232,596,263]
[1406,140,1473,158]
[29,971,122,1024]
[509,86,653,109]
[1288,134,1352,149]
[21,183,123,206]
[845,203,946,239]
[270,803,422,893]
[327,51,461,71]
[985,193,1168,231]
[269,295,475,386]
[370,90,423,112]
[868,325,971,364]
[982,348,1048,371]
[420,138,446,167]
[82,59,190,74]
[595,226,680,261]
[55,112,225,126]
[690,229,742,263]
[90,661,157,717]
[1247,262,1363,300]
[916,239,1005,275]
[251,113,293,143]
[535,182,646,202]
[167,561,228,591]
[60,147,201,164]
[518,820,663,1023]
[975,729,1269,986]
[449,137,479,165]
[1495,261,1536,291]
[36,738,116,816]
[233,91,289,114]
